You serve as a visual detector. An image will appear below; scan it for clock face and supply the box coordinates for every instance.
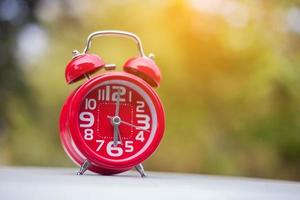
[77,79,158,162]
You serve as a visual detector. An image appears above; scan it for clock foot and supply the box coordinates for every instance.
[77,159,91,175]
[135,163,147,177]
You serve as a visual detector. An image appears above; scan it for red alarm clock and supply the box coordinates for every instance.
[59,30,165,177]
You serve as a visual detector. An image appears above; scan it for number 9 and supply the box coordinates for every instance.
[79,112,94,127]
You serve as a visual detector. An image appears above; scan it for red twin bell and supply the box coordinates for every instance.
[65,31,161,87]
[60,30,165,177]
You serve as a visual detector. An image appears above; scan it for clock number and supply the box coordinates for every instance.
[85,98,96,110]
[79,112,94,128]
[79,112,95,141]
[135,131,145,142]
[106,85,110,101]
[106,141,123,157]
[98,86,131,102]
[96,140,104,151]
[97,86,110,101]
[136,101,145,113]
[136,114,150,130]
[106,141,134,156]
[84,129,93,140]
[98,89,105,101]
[125,141,134,152]
[111,86,126,102]
[136,102,150,134]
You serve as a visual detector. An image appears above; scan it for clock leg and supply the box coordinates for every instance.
[135,163,147,177]
[77,159,91,175]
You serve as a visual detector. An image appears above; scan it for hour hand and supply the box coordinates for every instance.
[107,115,150,133]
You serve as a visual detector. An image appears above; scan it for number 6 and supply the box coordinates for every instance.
[106,141,123,157]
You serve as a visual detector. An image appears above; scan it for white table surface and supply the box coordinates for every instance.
[0,166,299,200]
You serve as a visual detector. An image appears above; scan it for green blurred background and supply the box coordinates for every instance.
[0,0,300,180]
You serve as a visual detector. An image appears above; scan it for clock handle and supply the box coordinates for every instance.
[82,30,146,57]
